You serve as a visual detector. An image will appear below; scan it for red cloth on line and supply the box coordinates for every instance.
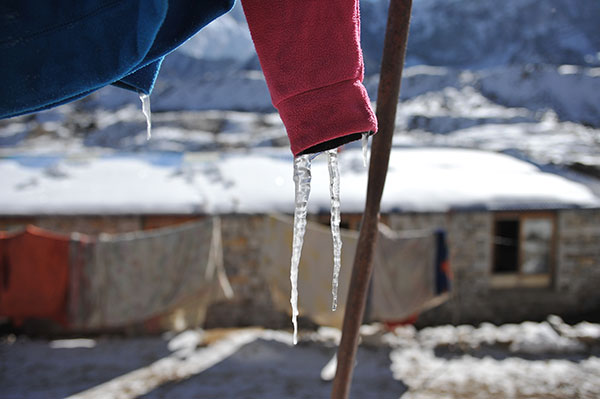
[242,0,378,156]
[383,314,419,331]
[0,230,20,300]
[0,226,70,326]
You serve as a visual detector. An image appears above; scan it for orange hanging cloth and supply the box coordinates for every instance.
[0,226,70,326]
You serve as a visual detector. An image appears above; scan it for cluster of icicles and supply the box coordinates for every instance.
[137,95,369,345]
[290,134,369,344]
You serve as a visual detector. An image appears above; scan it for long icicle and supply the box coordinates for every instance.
[139,92,152,140]
[327,149,342,311]
[361,132,369,167]
[290,154,312,345]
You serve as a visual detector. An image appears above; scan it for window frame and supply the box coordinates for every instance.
[490,211,557,289]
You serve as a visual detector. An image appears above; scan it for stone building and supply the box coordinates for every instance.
[1,148,599,328]
[1,208,599,328]
[387,208,600,325]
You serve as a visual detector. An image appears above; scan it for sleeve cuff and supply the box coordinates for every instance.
[277,79,378,156]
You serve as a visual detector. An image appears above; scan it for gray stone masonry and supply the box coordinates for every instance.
[1,209,598,328]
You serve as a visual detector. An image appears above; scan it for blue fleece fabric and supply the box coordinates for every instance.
[0,0,235,119]
[112,59,163,94]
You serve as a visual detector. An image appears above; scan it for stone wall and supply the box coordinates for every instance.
[213,210,600,327]
[556,209,600,318]
[407,209,600,326]
[2,209,599,328]
[386,211,497,325]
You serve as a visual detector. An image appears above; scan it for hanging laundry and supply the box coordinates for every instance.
[2,0,377,157]
[0,226,70,326]
[370,226,451,324]
[67,233,96,329]
[261,216,451,329]
[261,215,357,329]
[0,231,20,319]
[0,1,235,119]
[242,0,377,155]
[68,218,227,330]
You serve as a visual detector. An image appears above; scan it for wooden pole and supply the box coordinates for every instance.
[330,0,413,397]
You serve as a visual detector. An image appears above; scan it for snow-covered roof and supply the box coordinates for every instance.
[0,148,598,215]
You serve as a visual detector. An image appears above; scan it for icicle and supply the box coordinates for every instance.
[327,149,342,311]
[290,154,312,345]
[139,92,152,140]
[361,132,369,167]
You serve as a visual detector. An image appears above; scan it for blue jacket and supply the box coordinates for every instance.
[0,0,234,119]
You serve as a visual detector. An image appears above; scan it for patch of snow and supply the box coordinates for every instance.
[396,119,600,170]
[0,148,598,215]
[558,64,581,75]
[49,339,97,349]
[508,321,586,354]
[64,329,263,399]
[313,326,342,345]
[0,156,203,215]
[167,330,204,355]
[573,322,600,342]
[478,66,600,126]
[391,347,600,399]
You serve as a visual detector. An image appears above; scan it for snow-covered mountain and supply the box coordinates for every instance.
[169,0,600,72]
[2,0,599,175]
[396,0,600,69]
[167,0,600,74]
[80,0,600,122]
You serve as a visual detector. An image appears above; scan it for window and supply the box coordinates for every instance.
[491,213,555,288]
[315,213,361,231]
[493,220,520,273]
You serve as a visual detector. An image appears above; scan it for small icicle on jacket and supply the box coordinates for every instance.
[0,0,377,154]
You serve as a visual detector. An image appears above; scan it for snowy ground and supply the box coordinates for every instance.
[1,318,599,399]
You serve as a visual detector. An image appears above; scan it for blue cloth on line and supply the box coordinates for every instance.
[434,229,451,295]
[0,0,235,119]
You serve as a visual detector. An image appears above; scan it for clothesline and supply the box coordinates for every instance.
[260,215,451,329]
[0,218,231,331]
[1,216,450,331]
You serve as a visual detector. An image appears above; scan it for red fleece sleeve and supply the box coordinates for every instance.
[241,0,378,156]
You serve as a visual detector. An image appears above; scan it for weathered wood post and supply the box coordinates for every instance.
[330,0,413,397]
